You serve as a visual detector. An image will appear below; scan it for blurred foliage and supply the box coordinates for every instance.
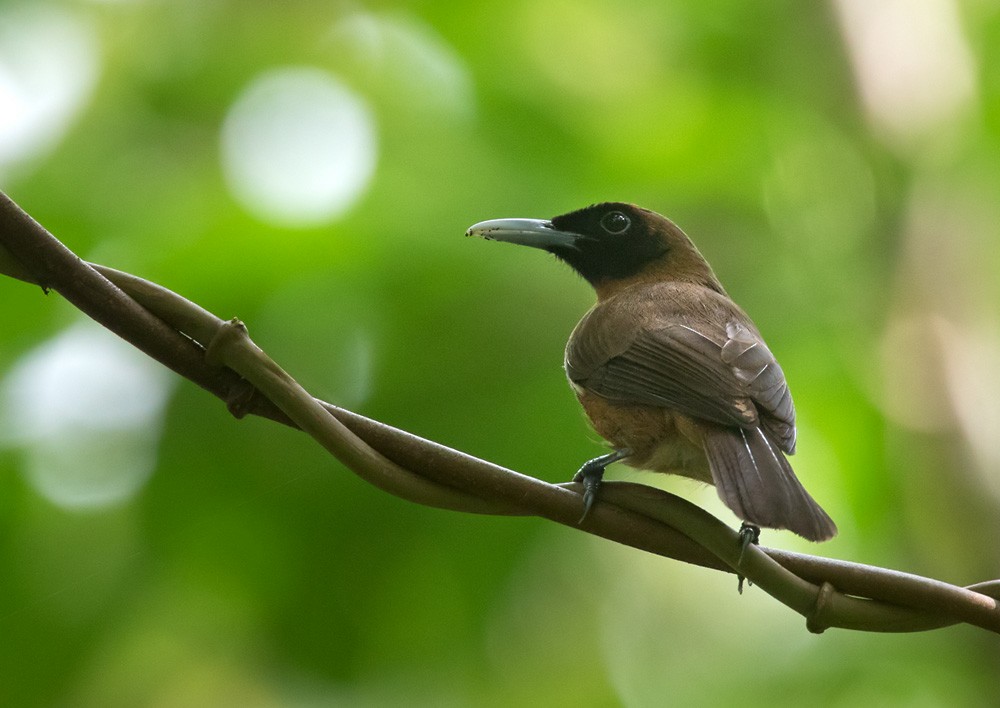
[3,0,1000,705]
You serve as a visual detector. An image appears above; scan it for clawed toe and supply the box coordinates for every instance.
[573,448,631,523]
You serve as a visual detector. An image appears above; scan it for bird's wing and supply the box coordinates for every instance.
[566,309,796,453]
[719,321,796,453]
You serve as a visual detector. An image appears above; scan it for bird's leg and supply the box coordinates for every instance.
[738,521,761,559]
[572,448,632,522]
[736,521,761,594]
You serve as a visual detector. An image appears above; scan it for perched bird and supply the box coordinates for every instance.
[467,203,836,542]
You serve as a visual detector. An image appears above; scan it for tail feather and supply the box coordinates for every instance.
[702,425,836,542]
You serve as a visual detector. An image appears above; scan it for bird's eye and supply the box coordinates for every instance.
[600,211,630,234]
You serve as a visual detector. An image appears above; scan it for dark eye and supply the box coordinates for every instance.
[600,211,630,234]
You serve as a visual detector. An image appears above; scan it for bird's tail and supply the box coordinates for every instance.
[702,425,837,542]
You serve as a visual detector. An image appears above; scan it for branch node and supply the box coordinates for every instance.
[205,317,248,367]
[806,581,837,634]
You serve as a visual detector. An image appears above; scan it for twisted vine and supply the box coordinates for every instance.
[1,189,998,634]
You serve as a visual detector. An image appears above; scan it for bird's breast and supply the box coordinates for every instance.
[571,386,712,483]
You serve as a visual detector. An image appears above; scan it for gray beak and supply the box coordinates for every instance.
[465,218,581,250]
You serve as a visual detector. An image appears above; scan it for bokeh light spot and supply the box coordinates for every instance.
[0,5,100,178]
[763,119,876,259]
[834,0,976,150]
[1,321,174,510]
[254,277,378,410]
[220,67,377,228]
[330,12,475,120]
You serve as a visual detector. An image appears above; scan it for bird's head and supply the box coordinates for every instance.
[467,202,724,297]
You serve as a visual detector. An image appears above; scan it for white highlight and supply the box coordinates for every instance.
[1,322,174,509]
[221,67,377,227]
[834,0,976,147]
[0,6,99,176]
[740,428,763,485]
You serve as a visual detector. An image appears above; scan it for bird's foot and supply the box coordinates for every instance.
[572,462,604,523]
[738,522,761,559]
[736,522,761,594]
[573,448,631,523]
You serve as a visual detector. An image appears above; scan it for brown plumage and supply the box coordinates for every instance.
[467,202,836,542]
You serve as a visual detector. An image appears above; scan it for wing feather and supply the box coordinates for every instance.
[566,293,796,453]
[703,425,836,541]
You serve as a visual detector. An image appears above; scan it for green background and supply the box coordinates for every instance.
[3,0,1000,705]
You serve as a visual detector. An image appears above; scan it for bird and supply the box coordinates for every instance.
[466,202,836,543]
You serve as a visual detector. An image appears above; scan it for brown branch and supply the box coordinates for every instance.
[2,188,998,635]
